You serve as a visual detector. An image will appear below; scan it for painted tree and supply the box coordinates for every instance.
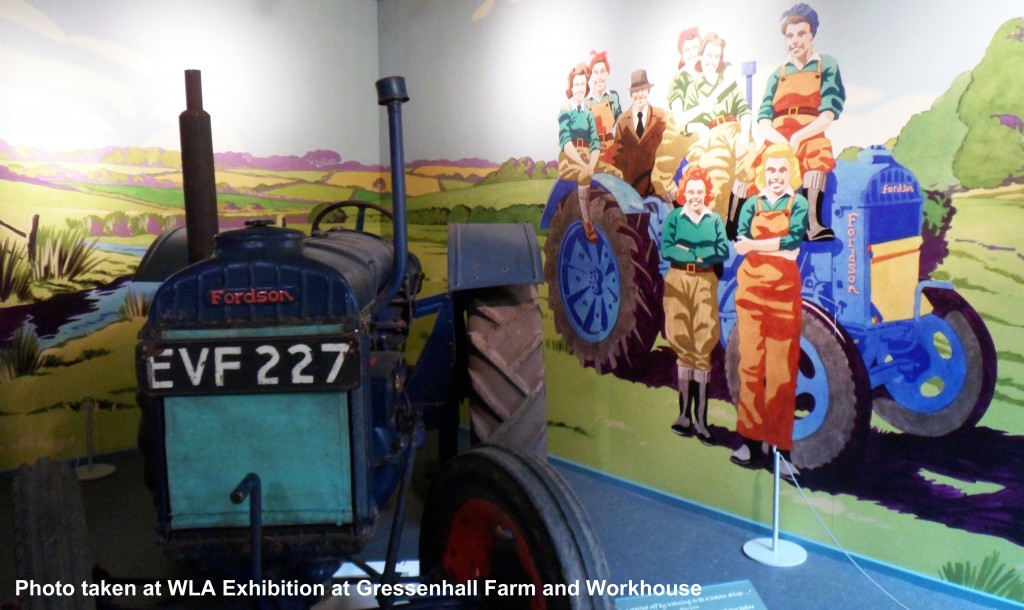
[892,72,970,191]
[952,18,1024,189]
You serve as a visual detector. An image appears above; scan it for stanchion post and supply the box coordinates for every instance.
[742,447,807,567]
[75,396,117,481]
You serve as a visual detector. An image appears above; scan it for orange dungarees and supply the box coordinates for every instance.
[734,196,802,450]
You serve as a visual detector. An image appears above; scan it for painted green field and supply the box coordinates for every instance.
[409,178,554,210]
[935,197,1024,426]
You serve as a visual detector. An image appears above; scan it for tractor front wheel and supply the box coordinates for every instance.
[872,288,996,436]
[419,445,613,610]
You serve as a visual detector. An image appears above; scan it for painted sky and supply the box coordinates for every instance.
[0,0,1020,165]
[0,0,380,159]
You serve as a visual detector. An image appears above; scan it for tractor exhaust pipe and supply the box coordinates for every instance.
[374,76,410,308]
[179,69,219,263]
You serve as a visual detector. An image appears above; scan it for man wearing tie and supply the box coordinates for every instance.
[612,69,674,198]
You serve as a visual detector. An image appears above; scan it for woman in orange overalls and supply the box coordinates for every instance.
[729,144,808,471]
[743,3,845,242]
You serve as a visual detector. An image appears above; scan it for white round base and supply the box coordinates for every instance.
[743,537,807,567]
[75,463,117,481]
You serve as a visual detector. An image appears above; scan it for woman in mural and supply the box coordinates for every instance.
[558,62,620,241]
[586,50,621,165]
[666,27,703,128]
[653,27,703,200]
[661,165,729,446]
[682,32,754,228]
[749,3,845,241]
[730,143,807,473]
[654,29,745,202]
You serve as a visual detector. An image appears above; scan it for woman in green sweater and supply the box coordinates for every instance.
[660,165,730,445]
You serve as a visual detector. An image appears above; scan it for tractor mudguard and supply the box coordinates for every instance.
[540,174,648,229]
[447,222,543,291]
[134,226,190,282]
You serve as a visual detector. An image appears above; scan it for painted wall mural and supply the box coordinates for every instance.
[384,0,1024,602]
[1,0,1023,604]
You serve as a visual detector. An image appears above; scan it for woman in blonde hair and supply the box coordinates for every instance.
[729,143,808,472]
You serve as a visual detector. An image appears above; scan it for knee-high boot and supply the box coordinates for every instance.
[726,182,748,241]
[803,170,834,241]
[671,366,694,437]
[693,371,715,446]
[577,183,597,242]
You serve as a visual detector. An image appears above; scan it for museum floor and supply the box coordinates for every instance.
[0,445,1013,609]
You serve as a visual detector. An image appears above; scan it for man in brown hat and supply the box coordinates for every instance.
[612,69,675,197]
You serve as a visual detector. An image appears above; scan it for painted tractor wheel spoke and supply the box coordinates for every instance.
[886,316,967,412]
[794,335,829,441]
[543,189,662,374]
[557,222,620,342]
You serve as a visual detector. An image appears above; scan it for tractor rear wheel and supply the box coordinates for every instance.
[543,190,662,375]
[873,288,996,436]
[419,445,613,610]
[467,284,548,459]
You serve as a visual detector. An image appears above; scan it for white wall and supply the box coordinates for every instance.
[0,0,381,160]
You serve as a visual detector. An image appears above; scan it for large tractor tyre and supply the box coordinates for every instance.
[467,284,548,459]
[726,303,872,470]
[543,191,663,376]
[873,287,996,437]
[420,445,613,610]
[13,458,96,610]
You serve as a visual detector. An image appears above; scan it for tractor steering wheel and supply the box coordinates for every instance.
[311,200,394,233]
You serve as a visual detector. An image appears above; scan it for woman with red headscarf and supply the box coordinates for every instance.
[660,165,729,445]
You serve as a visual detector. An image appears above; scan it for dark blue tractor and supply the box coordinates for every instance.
[12,76,612,610]
[541,146,996,470]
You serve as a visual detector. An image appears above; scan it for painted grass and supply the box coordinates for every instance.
[0,319,144,469]
[0,181,167,223]
[76,183,318,212]
[0,326,44,382]
[408,178,555,210]
[32,226,103,282]
[940,551,1024,601]
[0,238,31,301]
[263,182,355,202]
[229,169,330,182]
[936,198,1024,421]
[210,170,298,188]
[411,164,496,179]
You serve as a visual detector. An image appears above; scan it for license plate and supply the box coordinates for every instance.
[141,336,360,395]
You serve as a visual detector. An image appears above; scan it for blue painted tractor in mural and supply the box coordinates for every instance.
[541,146,997,470]
[15,76,615,609]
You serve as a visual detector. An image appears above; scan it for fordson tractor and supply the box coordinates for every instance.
[541,146,996,470]
[12,75,611,610]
